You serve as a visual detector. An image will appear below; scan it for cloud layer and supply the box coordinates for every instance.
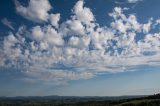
[0,0,160,84]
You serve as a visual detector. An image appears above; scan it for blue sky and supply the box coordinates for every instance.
[0,0,160,97]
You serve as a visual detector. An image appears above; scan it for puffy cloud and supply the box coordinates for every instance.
[73,0,94,24]
[142,19,152,33]
[50,13,60,28]
[111,19,128,33]
[140,33,160,52]
[15,0,51,22]
[64,19,85,36]
[2,33,22,67]
[127,14,142,32]
[109,7,124,20]
[31,26,44,41]
[68,36,90,49]
[110,7,142,33]
[31,25,64,47]
[68,36,80,47]
[1,1,160,85]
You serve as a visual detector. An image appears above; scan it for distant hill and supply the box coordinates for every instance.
[0,95,146,101]
[0,94,160,106]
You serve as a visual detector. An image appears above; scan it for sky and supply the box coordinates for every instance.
[0,0,160,97]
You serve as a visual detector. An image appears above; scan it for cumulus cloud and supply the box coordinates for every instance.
[15,0,52,22]
[73,0,95,24]
[1,0,160,85]
[50,13,60,28]
[142,18,152,33]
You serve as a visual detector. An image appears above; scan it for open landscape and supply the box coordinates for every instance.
[0,94,160,106]
[0,0,160,106]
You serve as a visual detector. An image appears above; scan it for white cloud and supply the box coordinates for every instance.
[127,14,142,32]
[68,36,80,47]
[65,19,85,36]
[31,26,44,41]
[111,19,128,33]
[1,18,15,30]
[15,0,51,22]
[31,25,64,47]
[1,1,160,85]
[73,0,94,24]
[50,13,60,28]
[156,19,160,24]
[142,19,152,33]
[128,0,142,3]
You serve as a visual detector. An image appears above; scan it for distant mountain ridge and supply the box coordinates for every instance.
[0,95,147,101]
[0,94,160,106]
